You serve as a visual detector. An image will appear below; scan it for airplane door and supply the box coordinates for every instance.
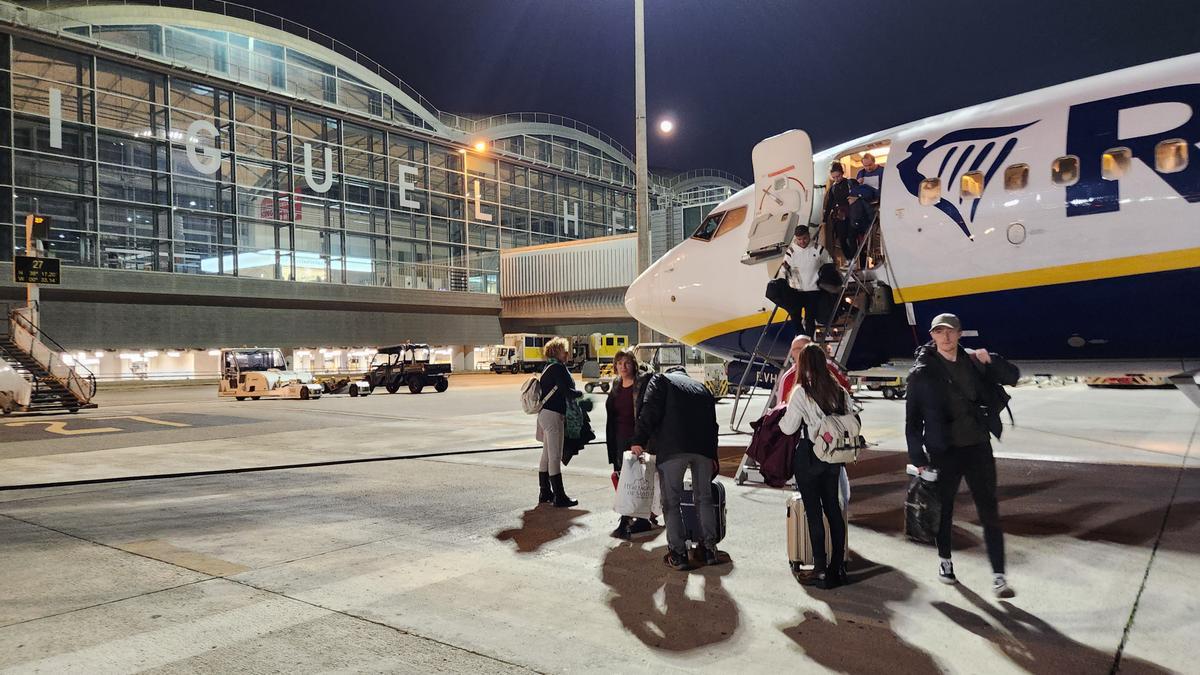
[743,130,814,264]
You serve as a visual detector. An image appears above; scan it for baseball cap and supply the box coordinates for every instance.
[930,313,961,331]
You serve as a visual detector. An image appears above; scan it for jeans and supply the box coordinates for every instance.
[794,450,846,570]
[536,409,565,476]
[933,442,1005,573]
[657,453,719,554]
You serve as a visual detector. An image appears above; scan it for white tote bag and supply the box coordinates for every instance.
[614,451,659,518]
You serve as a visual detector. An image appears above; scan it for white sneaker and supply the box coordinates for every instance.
[938,559,957,584]
[992,574,1015,598]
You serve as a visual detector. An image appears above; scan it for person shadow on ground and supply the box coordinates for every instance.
[781,555,942,673]
[600,541,740,651]
[932,583,1172,674]
[494,505,589,553]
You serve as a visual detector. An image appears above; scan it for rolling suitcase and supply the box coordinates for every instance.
[787,492,849,573]
[680,479,727,548]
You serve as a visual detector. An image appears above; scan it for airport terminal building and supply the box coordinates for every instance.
[0,1,742,379]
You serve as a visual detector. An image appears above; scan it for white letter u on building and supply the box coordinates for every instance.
[303,143,334,194]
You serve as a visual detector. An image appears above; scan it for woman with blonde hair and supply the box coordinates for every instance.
[537,336,583,507]
[779,343,853,589]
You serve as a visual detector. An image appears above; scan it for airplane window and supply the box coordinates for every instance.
[919,178,941,206]
[960,171,984,199]
[1101,147,1132,180]
[712,206,747,239]
[1155,139,1189,174]
[690,211,725,241]
[1004,164,1029,191]
[1051,156,1079,186]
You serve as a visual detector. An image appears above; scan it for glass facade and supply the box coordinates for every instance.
[0,31,639,293]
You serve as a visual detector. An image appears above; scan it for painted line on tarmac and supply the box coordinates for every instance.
[0,440,608,492]
[1110,415,1199,674]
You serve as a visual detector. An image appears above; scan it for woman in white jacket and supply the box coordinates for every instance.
[780,343,853,589]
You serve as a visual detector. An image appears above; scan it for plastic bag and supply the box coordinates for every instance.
[904,476,941,545]
[614,451,659,519]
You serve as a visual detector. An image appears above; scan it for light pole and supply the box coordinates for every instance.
[634,0,652,344]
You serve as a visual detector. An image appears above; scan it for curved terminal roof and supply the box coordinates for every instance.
[19,0,698,183]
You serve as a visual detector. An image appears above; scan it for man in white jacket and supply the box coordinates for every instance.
[776,226,833,338]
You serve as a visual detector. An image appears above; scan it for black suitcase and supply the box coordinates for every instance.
[680,479,727,547]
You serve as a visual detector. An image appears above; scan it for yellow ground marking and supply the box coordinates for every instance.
[4,421,122,435]
[94,415,192,428]
[120,539,249,577]
[4,415,191,435]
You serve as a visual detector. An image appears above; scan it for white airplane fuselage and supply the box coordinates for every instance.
[625,53,1200,377]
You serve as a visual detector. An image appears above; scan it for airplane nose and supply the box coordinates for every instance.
[625,264,663,331]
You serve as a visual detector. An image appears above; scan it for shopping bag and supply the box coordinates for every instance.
[904,476,941,545]
[614,451,659,519]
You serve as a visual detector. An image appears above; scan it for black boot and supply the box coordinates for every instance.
[549,473,578,508]
[538,471,553,504]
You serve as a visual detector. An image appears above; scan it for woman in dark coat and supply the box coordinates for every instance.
[822,162,853,264]
[605,348,658,538]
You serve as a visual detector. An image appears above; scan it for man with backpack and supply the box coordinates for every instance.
[906,313,1020,598]
[629,366,723,571]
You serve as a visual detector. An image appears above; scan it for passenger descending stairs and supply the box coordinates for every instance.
[731,212,890,485]
[0,306,97,414]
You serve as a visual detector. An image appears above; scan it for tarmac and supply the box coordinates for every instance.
[0,375,1196,673]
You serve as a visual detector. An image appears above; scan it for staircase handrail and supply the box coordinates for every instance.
[820,210,881,367]
[9,305,97,401]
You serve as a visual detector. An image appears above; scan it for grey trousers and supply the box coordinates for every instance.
[537,409,565,476]
[657,453,719,554]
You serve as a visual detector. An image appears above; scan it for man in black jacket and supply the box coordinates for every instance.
[906,313,1020,598]
[630,366,722,571]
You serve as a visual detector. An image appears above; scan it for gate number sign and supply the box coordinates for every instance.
[14,255,61,284]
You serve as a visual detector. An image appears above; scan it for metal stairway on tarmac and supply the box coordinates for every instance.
[0,305,97,414]
[730,212,889,485]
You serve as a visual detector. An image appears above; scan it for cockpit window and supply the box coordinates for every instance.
[690,206,747,242]
[713,206,747,238]
[691,211,725,241]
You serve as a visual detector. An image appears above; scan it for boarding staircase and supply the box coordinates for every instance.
[730,211,891,485]
[0,303,97,414]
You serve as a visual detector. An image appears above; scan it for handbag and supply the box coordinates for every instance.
[614,451,659,518]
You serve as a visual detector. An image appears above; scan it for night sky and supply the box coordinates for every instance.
[234,0,1200,181]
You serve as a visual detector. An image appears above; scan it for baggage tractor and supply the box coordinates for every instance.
[787,492,849,573]
[680,479,727,548]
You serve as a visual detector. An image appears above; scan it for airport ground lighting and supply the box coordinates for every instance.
[634,0,652,343]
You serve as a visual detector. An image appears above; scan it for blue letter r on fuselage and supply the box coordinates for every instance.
[1065,84,1200,217]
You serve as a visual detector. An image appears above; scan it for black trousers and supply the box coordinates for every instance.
[932,442,1005,573]
[794,451,846,570]
[833,220,859,265]
[773,284,827,338]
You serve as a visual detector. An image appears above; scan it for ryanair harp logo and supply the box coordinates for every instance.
[896,121,1037,239]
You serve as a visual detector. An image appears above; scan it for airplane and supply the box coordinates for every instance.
[624,52,1200,405]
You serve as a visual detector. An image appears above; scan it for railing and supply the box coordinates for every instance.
[464,112,635,162]
[27,0,453,124]
[11,1,648,180]
[9,303,97,403]
[657,168,747,189]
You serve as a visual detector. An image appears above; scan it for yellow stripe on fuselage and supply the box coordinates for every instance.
[682,247,1200,346]
[681,310,773,346]
[892,246,1200,304]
